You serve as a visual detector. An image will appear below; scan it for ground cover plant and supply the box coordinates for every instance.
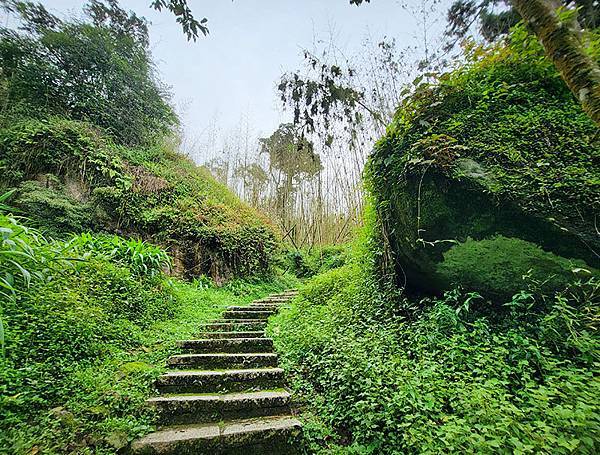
[0,212,296,454]
[269,232,600,454]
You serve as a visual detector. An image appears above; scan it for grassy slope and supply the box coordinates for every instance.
[0,118,279,279]
[270,262,600,454]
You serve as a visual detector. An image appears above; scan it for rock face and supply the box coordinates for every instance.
[374,163,599,297]
[367,35,599,300]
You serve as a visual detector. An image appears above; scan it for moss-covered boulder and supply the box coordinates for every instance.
[367,27,599,299]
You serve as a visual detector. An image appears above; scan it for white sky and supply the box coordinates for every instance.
[39,0,452,146]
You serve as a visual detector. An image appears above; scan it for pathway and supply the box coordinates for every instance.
[131,290,302,454]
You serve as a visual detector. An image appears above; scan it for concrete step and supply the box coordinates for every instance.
[217,318,270,324]
[148,390,291,425]
[155,368,285,394]
[131,415,302,454]
[201,321,267,332]
[178,338,274,354]
[254,297,293,303]
[222,310,274,320]
[198,331,266,339]
[168,353,278,369]
[228,305,278,312]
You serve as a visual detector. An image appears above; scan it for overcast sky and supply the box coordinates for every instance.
[40,0,451,148]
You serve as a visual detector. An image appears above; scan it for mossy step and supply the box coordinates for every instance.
[155,368,285,394]
[197,331,266,340]
[177,338,274,354]
[222,310,274,320]
[148,390,292,425]
[217,318,270,324]
[201,321,266,332]
[228,305,279,312]
[253,297,294,303]
[168,353,278,369]
[131,415,302,455]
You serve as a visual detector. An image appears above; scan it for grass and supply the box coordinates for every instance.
[1,274,298,454]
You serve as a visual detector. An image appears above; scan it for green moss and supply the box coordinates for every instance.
[367,26,600,295]
[437,236,597,301]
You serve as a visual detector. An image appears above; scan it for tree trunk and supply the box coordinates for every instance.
[509,0,600,126]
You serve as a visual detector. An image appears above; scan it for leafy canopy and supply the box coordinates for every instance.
[0,1,177,146]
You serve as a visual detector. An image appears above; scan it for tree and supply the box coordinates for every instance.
[233,162,268,207]
[510,0,600,126]
[351,0,600,126]
[445,0,598,43]
[259,124,322,230]
[0,1,177,145]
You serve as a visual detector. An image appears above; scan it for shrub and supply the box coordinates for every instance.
[0,118,128,188]
[13,181,95,237]
[281,245,349,279]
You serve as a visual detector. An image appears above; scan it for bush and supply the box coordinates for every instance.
[13,181,95,237]
[437,236,596,301]
[0,118,128,189]
[270,264,600,454]
[282,245,349,279]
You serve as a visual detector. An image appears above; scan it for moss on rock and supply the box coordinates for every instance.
[367,26,600,299]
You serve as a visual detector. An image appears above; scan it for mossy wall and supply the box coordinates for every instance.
[0,118,280,280]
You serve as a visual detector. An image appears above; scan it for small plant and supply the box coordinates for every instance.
[68,233,172,277]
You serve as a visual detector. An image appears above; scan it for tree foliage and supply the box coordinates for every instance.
[446,0,599,43]
[259,123,322,181]
[0,1,177,145]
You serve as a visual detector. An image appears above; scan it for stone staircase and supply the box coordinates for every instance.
[131,290,302,454]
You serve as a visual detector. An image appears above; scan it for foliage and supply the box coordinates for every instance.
[150,0,208,41]
[270,258,600,454]
[438,236,597,301]
[12,181,96,237]
[260,123,322,181]
[0,117,128,187]
[0,1,177,146]
[445,0,599,44]
[68,233,172,277]
[0,117,280,279]
[0,213,297,454]
[0,213,69,302]
[281,245,349,279]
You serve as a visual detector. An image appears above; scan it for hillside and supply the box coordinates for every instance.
[0,118,279,280]
[269,25,600,455]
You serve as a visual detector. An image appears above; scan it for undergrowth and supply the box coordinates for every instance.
[0,213,297,454]
[270,260,600,454]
